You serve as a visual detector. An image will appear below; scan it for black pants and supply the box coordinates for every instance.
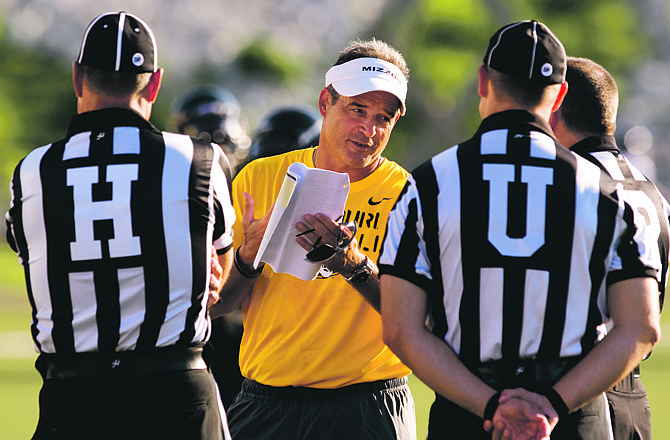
[33,360,227,440]
[427,391,611,440]
[607,368,651,440]
[227,377,416,440]
[205,314,245,409]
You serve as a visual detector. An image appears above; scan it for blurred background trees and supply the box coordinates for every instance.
[3,3,670,438]
[1,0,669,220]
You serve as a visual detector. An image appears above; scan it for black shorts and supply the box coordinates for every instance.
[606,367,651,440]
[32,365,227,440]
[227,377,416,440]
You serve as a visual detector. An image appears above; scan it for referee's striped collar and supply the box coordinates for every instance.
[67,108,158,138]
[477,109,555,139]
[569,135,619,156]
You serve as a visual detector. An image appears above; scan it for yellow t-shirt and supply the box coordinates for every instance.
[232,147,411,388]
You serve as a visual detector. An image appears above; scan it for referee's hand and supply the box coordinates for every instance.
[484,388,557,440]
[498,388,559,429]
[208,247,223,307]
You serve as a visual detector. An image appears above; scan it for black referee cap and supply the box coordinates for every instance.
[483,20,566,85]
[77,11,157,73]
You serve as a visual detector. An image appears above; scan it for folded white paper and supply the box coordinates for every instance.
[254,162,350,280]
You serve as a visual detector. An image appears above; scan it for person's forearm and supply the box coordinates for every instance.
[381,276,496,417]
[327,241,381,311]
[210,247,259,318]
[350,274,381,311]
[209,268,255,318]
[552,277,661,413]
[341,257,380,311]
[387,316,496,417]
[552,320,659,412]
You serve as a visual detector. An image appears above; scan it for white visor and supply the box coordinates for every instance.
[325,57,407,115]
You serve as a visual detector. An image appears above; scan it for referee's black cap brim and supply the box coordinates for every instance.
[77,11,158,73]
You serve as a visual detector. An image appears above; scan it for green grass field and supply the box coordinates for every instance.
[1,246,668,439]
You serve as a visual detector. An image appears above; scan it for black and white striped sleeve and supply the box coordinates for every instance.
[378,174,434,293]
[211,143,235,254]
[607,185,662,285]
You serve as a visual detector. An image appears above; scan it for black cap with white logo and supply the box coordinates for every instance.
[483,20,566,85]
[77,11,157,73]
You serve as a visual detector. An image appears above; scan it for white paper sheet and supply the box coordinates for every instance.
[254,162,350,280]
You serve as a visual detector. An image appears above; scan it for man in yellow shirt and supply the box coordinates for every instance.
[210,39,415,440]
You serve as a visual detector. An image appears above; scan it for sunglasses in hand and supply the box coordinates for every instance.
[300,221,358,262]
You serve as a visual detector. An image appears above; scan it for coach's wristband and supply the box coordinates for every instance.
[483,391,502,421]
[540,387,570,420]
[234,247,264,279]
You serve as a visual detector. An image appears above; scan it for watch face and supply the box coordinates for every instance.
[351,271,370,285]
[349,259,373,285]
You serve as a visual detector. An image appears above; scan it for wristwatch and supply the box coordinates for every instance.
[344,256,374,286]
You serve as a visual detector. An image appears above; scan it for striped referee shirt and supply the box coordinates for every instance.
[5,108,235,354]
[571,135,669,312]
[379,110,659,367]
